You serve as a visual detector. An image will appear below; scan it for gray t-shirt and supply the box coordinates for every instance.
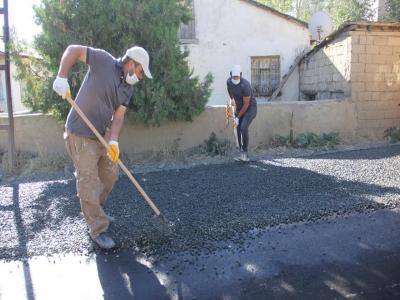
[66,47,134,138]
[226,77,257,114]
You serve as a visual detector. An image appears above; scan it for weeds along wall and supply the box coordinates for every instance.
[0,100,358,158]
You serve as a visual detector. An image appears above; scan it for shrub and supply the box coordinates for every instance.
[271,131,340,149]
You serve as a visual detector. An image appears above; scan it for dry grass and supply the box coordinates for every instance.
[0,149,70,176]
[0,135,233,177]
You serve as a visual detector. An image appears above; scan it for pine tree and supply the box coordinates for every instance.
[12,0,213,125]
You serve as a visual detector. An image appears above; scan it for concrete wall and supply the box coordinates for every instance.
[299,32,352,100]
[351,30,400,141]
[184,0,310,105]
[0,100,357,157]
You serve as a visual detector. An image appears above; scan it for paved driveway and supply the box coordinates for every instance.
[1,145,400,299]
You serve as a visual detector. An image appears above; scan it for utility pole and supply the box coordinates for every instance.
[0,0,16,170]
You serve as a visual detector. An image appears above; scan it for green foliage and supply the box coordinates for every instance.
[327,0,374,28]
[384,127,400,143]
[295,0,328,21]
[271,131,340,149]
[386,0,400,21]
[256,0,293,14]
[256,0,374,28]
[204,132,231,157]
[12,0,213,125]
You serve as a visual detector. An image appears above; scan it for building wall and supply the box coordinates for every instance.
[184,0,310,105]
[299,32,352,100]
[0,57,28,113]
[0,100,357,157]
[350,30,400,141]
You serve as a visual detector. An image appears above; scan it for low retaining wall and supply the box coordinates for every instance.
[0,100,358,156]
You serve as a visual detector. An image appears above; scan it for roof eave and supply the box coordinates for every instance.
[301,21,400,62]
[239,0,308,29]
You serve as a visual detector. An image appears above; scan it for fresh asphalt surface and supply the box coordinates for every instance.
[1,145,400,299]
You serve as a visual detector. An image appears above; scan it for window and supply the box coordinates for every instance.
[251,56,280,97]
[178,1,196,42]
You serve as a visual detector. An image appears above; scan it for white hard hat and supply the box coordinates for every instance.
[231,65,241,76]
[125,46,153,79]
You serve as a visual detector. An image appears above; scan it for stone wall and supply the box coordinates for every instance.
[299,32,352,101]
[351,30,400,141]
[299,24,400,141]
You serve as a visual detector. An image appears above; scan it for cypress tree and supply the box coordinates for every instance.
[13,0,213,125]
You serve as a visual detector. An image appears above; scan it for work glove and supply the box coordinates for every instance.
[234,117,239,127]
[107,140,119,163]
[52,76,70,99]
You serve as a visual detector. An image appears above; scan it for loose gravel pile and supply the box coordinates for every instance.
[1,145,400,260]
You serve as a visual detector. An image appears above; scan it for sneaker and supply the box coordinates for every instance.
[233,151,244,161]
[239,152,250,162]
[93,233,116,249]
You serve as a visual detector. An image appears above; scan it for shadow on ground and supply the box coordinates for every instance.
[1,145,400,259]
[237,248,400,300]
[96,251,170,300]
[94,209,400,299]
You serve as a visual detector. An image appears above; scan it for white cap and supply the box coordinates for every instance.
[125,46,153,79]
[231,65,241,76]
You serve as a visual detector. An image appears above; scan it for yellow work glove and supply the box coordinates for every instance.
[107,140,119,163]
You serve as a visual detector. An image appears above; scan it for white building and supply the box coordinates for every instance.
[179,0,311,105]
[0,52,28,113]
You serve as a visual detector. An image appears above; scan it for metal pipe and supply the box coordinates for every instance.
[3,0,16,170]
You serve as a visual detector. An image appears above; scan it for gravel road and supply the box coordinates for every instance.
[1,145,400,261]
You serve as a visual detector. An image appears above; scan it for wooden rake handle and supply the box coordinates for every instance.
[65,92,161,216]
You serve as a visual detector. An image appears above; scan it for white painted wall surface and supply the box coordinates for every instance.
[10,62,27,112]
[184,0,310,105]
[0,56,28,113]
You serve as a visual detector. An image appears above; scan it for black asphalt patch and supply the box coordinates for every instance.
[1,145,400,260]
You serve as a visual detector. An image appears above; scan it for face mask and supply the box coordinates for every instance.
[126,71,140,85]
[231,78,240,85]
[126,62,141,85]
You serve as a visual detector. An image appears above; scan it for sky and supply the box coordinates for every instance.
[9,0,42,44]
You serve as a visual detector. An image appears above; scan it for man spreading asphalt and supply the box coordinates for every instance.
[226,65,257,162]
[52,45,152,249]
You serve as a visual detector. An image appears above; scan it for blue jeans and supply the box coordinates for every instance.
[236,105,257,152]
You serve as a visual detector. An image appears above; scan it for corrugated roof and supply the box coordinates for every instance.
[302,21,400,61]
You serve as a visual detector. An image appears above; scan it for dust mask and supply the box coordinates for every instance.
[231,78,240,85]
[126,71,139,85]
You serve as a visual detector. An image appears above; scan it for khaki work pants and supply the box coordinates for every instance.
[64,131,118,239]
